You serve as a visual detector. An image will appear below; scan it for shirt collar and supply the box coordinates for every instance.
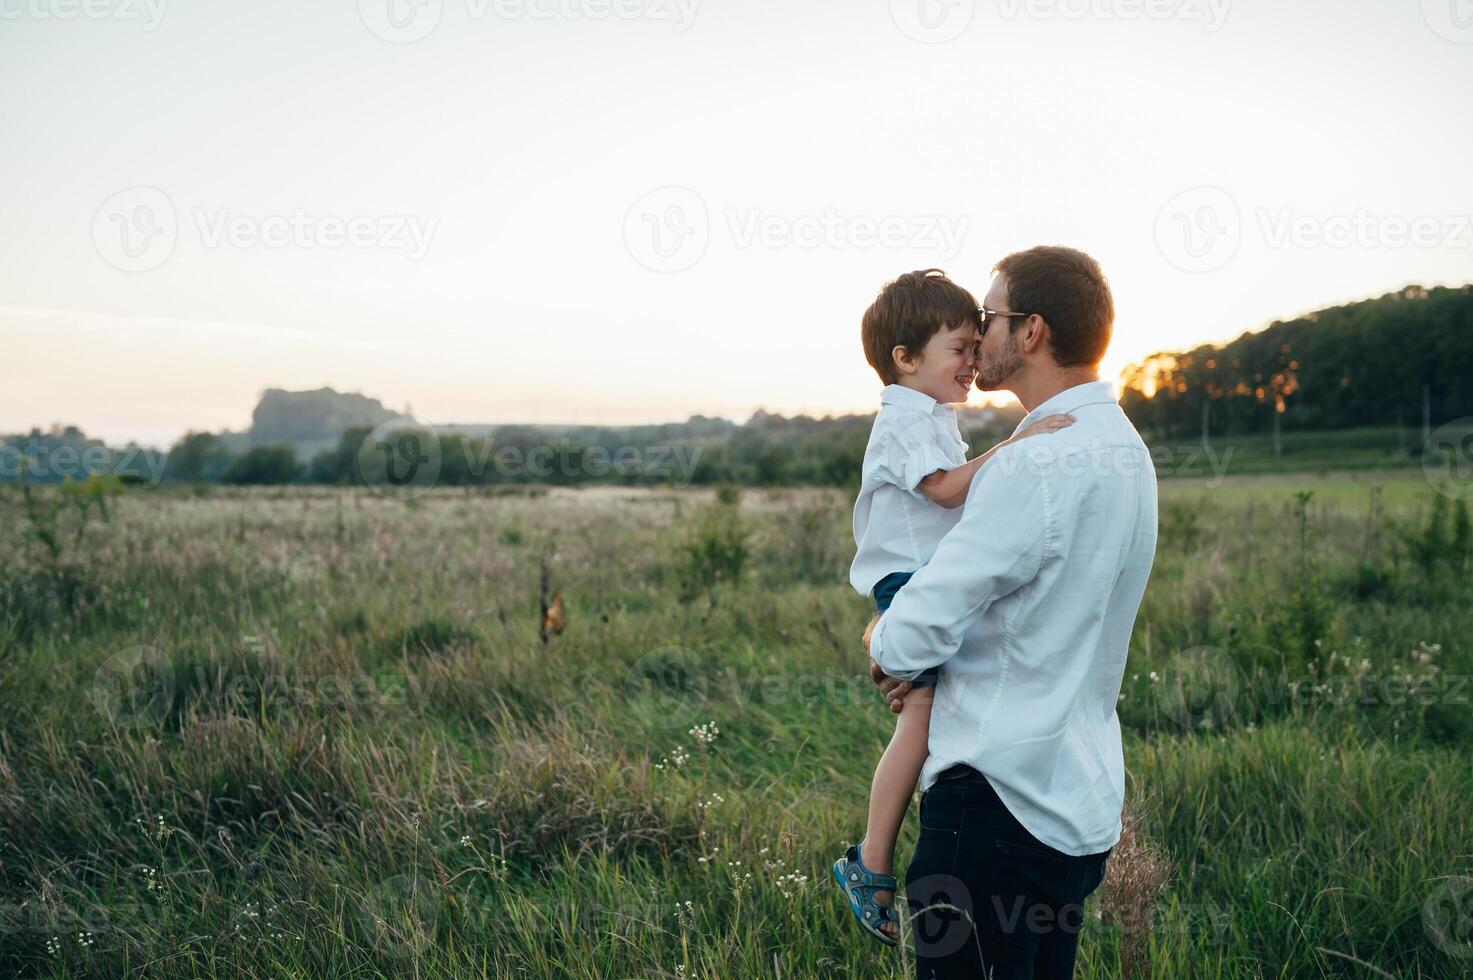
[880,383,945,415]
[1013,381,1118,435]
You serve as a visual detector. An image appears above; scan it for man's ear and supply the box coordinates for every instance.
[1019,316,1050,356]
[890,344,920,376]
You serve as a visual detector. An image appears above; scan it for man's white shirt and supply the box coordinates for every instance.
[849,384,970,598]
[869,381,1158,856]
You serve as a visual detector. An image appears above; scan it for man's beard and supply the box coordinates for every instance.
[975,333,1023,390]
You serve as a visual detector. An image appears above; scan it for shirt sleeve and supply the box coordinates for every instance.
[881,416,959,494]
[870,445,1050,680]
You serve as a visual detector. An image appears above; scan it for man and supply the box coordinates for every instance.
[866,245,1159,979]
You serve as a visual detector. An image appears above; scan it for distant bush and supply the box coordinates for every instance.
[1401,493,1472,575]
[677,494,749,603]
[1267,492,1333,662]
[222,445,300,485]
[165,431,231,482]
[763,498,845,586]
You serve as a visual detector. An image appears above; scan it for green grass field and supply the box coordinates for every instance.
[1139,422,1473,481]
[2,470,1471,978]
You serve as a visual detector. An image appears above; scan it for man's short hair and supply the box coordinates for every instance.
[861,269,980,385]
[994,246,1114,367]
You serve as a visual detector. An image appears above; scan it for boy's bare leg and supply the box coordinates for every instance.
[859,684,933,940]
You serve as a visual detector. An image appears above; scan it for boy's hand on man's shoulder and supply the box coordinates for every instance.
[1011,413,1075,443]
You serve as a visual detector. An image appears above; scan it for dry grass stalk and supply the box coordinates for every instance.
[1096,798,1175,979]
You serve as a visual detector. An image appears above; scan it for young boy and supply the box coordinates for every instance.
[832,269,1073,945]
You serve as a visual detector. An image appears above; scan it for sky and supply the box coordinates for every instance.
[4,0,1472,447]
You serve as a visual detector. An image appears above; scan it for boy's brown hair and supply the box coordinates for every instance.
[861,269,980,385]
[993,246,1114,367]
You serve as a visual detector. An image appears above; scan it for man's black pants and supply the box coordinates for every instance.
[904,765,1112,979]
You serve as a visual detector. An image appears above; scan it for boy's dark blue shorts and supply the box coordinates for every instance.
[872,571,939,689]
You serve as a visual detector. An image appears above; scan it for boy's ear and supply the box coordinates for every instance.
[890,344,919,376]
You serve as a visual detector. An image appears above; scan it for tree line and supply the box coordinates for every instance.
[1119,284,1472,440]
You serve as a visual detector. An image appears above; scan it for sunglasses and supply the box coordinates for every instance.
[977,307,1034,334]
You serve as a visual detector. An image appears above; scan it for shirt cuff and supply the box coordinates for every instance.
[870,611,923,683]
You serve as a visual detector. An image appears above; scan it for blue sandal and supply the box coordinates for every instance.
[832,843,900,947]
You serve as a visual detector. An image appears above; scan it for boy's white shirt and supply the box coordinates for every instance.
[849,383,970,597]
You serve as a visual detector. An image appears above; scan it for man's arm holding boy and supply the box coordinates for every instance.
[866,453,1051,710]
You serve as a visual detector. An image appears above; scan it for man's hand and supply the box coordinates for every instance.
[863,614,911,712]
[870,660,912,713]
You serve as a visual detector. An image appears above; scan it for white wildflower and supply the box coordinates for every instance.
[689,722,720,746]
[775,870,809,900]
